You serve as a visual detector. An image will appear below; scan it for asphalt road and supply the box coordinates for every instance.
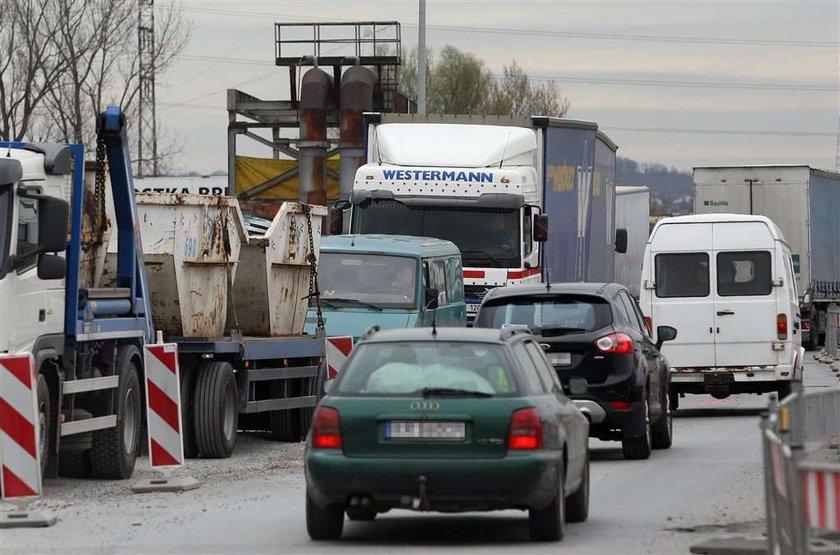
[3,356,838,555]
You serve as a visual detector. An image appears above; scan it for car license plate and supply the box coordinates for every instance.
[466,303,480,314]
[550,352,572,367]
[385,421,466,441]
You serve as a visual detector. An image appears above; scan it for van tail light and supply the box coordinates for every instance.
[644,316,653,336]
[508,407,543,450]
[595,332,635,354]
[312,406,342,449]
[777,314,788,340]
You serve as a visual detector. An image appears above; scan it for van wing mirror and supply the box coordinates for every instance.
[615,228,628,254]
[533,214,548,242]
[655,325,677,350]
[424,287,439,310]
[328,207,344,235]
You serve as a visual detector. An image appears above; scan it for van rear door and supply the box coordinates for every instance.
[649,222,716,368]
[712,222,779,367]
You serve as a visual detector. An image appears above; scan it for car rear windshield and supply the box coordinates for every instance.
[334,341,518,397]
[476,295,612,333]
[655,253,710,298]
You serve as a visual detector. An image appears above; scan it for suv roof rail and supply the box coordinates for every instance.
[500,325,531,340]
[360,324,380,341]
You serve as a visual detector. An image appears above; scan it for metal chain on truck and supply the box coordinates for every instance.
[81,134,108,254]
[303,204,325,338]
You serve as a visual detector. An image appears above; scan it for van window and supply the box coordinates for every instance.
[445,256,464,303]
[655,253,709,298]
[717,251,772,297]
[430,259,449,306]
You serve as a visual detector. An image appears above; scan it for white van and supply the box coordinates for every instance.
[639,214,803,408]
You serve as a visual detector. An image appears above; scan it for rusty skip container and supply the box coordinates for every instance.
[105,192,248,338]
[231,202,327,336]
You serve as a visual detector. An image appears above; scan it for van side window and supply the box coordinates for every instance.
[717,251,771,297]
[430,259,448,306]
[784,255,798,302]
[523,207,533,258]
[445,256,464,303]
[655,253,709,298]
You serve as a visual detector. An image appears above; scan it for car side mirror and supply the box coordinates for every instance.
[38,196,69,253]
[533,214,548,242]
[424,287,439,310]
[656,325,677,350]
[38,254,66,280]
[568,377,588,396]
[328,207,343,235]
[615,228,628,254]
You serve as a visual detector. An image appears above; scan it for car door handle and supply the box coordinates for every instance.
[717,310,735,316]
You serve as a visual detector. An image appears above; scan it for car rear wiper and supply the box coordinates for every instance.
[535,326,588,337]
[320,297,384,311]
[420,387,494,398]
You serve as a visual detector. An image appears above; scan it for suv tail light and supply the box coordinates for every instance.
[777,314,788,340]
[508,407,542,450]
[595,332,634,354]
[312,406,342,449]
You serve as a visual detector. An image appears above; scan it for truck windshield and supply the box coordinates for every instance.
[0,185,11,270]
[316,252,418,309]
[353,201,521,268]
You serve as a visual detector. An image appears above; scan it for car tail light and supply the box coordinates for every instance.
[610,401,632,411]
[644,316,653,336]
[777,314,788,340]
[595,332,634,354]
[312,406,342,449]
[508,407,542,450]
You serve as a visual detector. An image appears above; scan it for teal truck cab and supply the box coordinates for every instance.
[305,235,466,339]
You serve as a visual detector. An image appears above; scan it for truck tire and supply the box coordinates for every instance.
[529,461,566,541]
[179,364,198,458]
[36,374,51,479]
[58,410,93,478]
[90,346,142,479]
[194,361,238,458]
[776,380,793,401]
[621,400,652,460]
[299,371,320,439]
[269,380,301,442]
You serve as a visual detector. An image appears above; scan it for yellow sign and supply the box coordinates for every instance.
[235,156,341,200]
[547,164,575,192]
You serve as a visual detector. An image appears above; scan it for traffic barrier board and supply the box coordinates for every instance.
[802,467,840,532]
[142,344,184,469]
[325,337,354,378]
[0,353,41,500]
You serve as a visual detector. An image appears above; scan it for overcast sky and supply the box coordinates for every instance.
[157,0,840,174]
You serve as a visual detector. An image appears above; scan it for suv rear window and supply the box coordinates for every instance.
[334,341,518,396]
[476,295,612,333]
[717,251,772,297]
[655,253,710,298]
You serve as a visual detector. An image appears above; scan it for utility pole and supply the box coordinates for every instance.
[417,0,426,115]
[138,0,158,176]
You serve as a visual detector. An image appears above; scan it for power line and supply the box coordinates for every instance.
[178,6,839,48]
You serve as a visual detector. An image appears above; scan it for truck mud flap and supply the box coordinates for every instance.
[703,372,734,393]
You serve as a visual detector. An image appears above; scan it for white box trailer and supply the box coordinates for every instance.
[614,186,650,298]
[693,165,840,349]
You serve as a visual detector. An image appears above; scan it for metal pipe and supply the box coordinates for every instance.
[339,66,376,203]
[299,67,333,205]
[417,0,427,114]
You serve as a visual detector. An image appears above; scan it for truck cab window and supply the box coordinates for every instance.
[523,206,533,258]
[0,186,11,267]
[16,195,39,270]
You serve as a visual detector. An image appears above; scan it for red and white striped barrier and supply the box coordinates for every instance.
[325,337,354,378]
[142,344,184,469]
[0,354,41,500]
[802,467,840,532]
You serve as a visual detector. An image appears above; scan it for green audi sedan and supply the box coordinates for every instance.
[305,326,591,542]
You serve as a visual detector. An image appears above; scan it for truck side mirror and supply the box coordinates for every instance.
[38,196,69,253]
[533,214,549,242]
[615,228,628,254]
[424,287,439,310]
[328,207,343,235]
[38,254,66,280]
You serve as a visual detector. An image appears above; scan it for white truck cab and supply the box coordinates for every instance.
[639,214,803,406]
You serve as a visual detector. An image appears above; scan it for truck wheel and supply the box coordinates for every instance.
[621,401,652,460]
[180,364,198,458]
[36,374,51,479]
[90,346,142,479]
[306,491,344,540]
[529,461,566,541]
[58,410,93,478]
[269,380,301,442]
[299,372,320,438]
[194,361,238,458]
[669,391,679,412]
[776,381,793,401]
